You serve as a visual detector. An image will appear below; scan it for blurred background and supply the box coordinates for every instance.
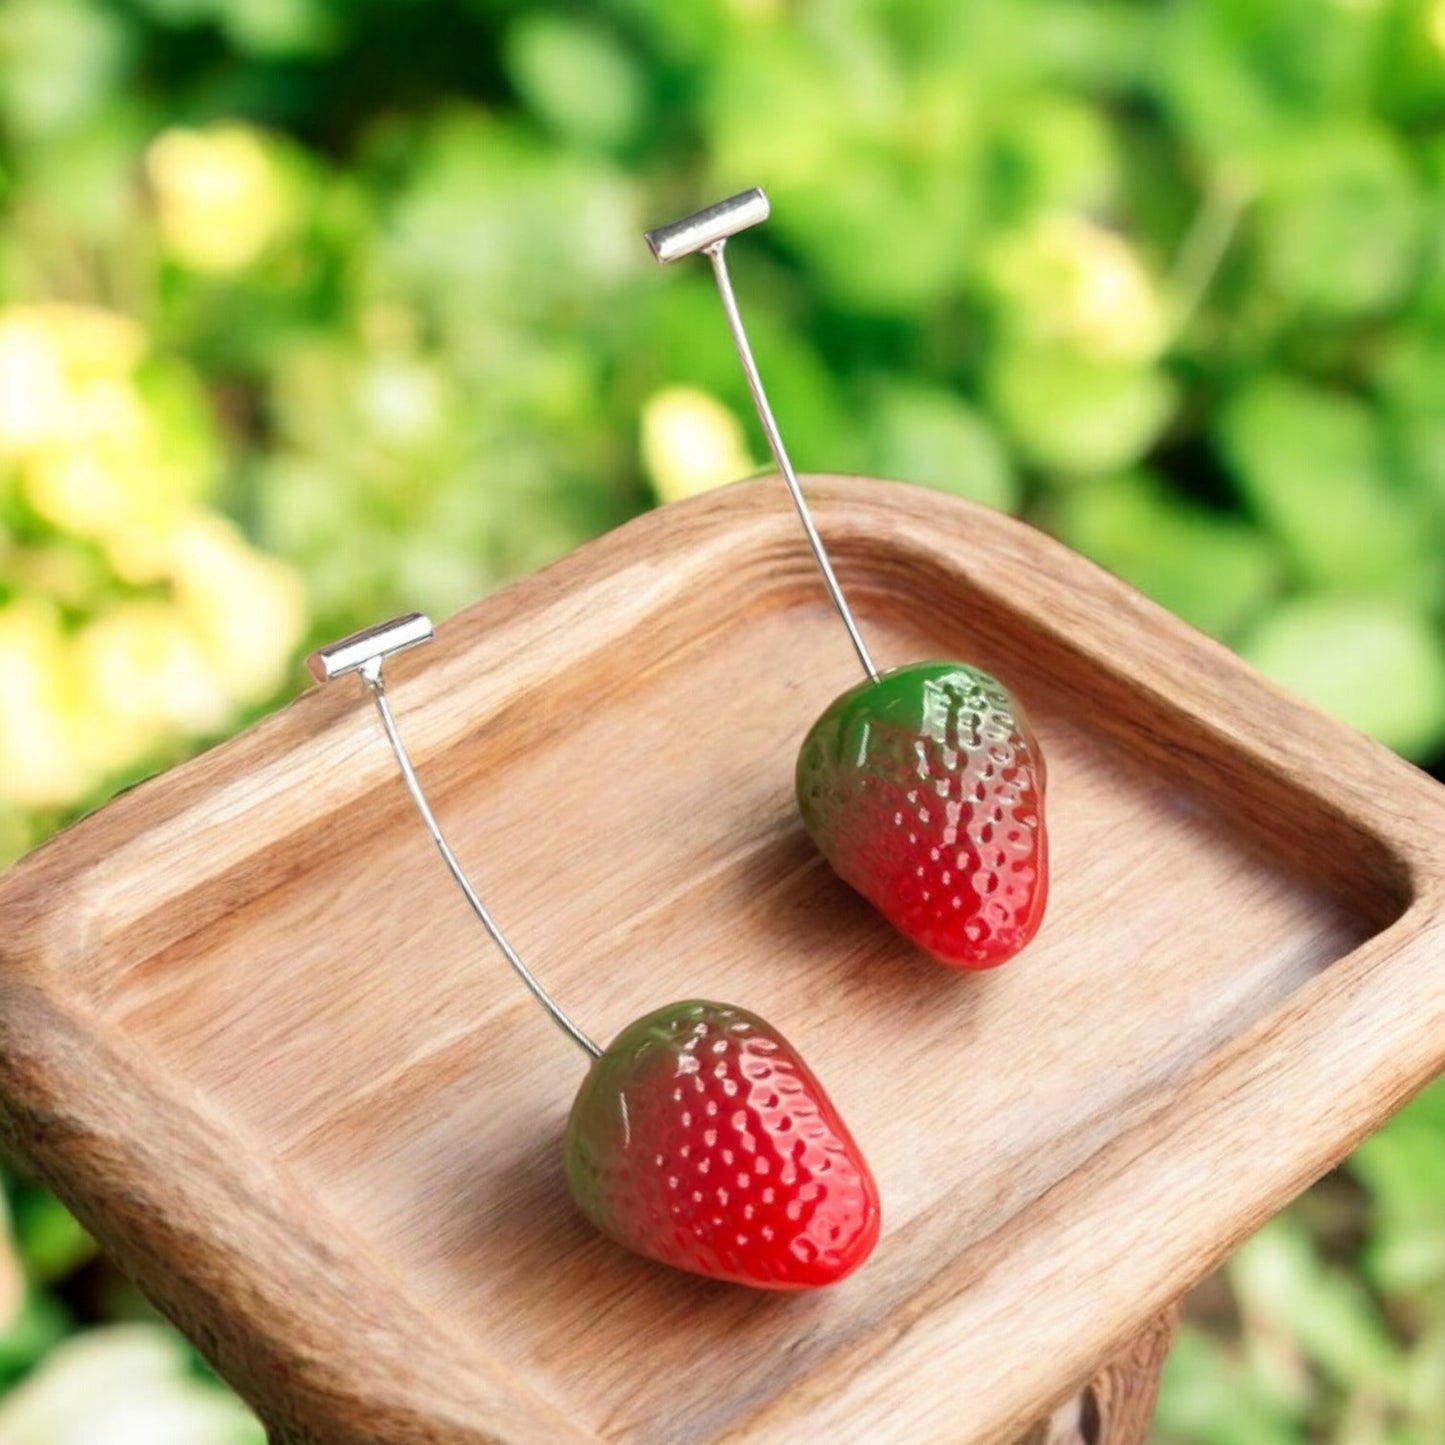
[0,0,1442,1439]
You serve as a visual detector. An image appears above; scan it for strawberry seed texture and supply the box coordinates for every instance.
[564,1000,880,1289]
[796,660,1048,968]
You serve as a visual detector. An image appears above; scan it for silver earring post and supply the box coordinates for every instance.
[310,616,602,1060]
[646,187,880,684]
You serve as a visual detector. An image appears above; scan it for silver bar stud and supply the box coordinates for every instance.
[307,612,434,683]
[645,187,770,264]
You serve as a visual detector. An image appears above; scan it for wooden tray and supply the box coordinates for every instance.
[1,477,1442,1444]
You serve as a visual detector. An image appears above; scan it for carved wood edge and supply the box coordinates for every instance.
[1020,1302,1181,1445]
[266,1304,1179,1445]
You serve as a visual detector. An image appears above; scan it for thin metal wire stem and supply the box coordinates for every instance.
[705,241,880,683]
[361,661,602,1060]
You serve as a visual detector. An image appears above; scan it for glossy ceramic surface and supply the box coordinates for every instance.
[564,1000,880,1289]
[797,661,1048,968]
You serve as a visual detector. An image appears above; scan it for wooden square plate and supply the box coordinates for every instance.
[1,477,1442,1444]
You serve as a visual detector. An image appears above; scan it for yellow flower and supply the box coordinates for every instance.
[0,600,93,810]
[103,509,195,586]
[1,315,217,578]
[0,317,67,457]
[24,442,155,546]
[0,305,146,458]
[641,386,756,503]
[0,297,309,822]
[23,445,204,585]
[145,124,295,273]
[168,513,307,705]
[988,213,1168,364]
[27,304,147,375]
[73,601,233,769]
[1,299,206,569]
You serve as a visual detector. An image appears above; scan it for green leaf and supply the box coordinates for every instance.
[1238,594,1445,761]
[129,0,337,53]
[985,345,1176,477]
[622,272,868,474]
[1048,472,1282,638]
[0,1290,70,1390]
[504,14,646,153]
[1217,375,1438,601]
[598,0,732,66]
[1373,0,1445,128]
[864,379,1019,512]
[702,30,849,195]
[125,0,216,22]
[1377,328,1445,520]
[1155,1325,1306,1445]
[378,111,641,325]
[1253,126,1426,321]
[1351,1080,1445,1296]
[781,157,978,315]
[704,28,982,312]
[1158,0,1387,164]
[1022,0,1162,93]
[1229,1215,1406,1398]
[1157,1,1301,164]
[8,107,147,241]
[13,1189,97,1285]
[0,810,32,869]
[0,0,134,142]
[1403,1323,1445,1437]
[980,90,1120,222]
[217,0,338,56]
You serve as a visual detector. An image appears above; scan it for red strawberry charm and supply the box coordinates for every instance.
[797,662,1048,968]
[317,616,879,1297]
[565,1001,880,1289]
[648,189,1049,969]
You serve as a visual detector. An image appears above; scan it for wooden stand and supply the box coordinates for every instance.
[262,1309,1178,1444]
[1021,1307,1179,1445]
[2,479,1442,1443]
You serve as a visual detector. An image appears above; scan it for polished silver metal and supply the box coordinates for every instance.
[307,612,434,682]
[644,187,769,263]
[647,189,880,682]
[311,618,602,1059]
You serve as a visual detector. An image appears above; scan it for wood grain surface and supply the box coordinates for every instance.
[0,477,1442,1444]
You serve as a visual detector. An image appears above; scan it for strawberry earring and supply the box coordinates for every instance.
[310,616,880,1290]
[646,191,1049,970]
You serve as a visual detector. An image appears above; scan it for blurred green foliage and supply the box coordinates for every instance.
[1158,1082,1445,1444]
[0,0,1443,1438]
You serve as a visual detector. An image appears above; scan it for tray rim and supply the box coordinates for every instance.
[1,475,1443,1444]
